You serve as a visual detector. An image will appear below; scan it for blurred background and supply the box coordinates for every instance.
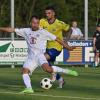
[0,0,100,38]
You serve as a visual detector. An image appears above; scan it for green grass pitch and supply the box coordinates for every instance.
[0,66,100,100]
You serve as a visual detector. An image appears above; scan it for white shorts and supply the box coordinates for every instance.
[23,53,48,74]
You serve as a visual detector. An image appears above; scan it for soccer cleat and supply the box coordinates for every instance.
[67,69,79,76]
[20,88,34,94]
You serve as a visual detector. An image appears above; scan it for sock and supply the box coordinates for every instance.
[58,77,63,82]
[58,77,64,88]
[23,74,32,88]
[95,61,98,66]
[52,66,70,74]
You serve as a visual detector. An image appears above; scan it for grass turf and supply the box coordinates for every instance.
[0,66,100,100]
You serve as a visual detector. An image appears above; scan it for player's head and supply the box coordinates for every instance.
[96,23,100,31]
[30,15,40,31]
[45,6,56,20]
[72,21,78,28]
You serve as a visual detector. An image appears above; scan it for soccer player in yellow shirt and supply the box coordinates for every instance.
[40,6,72,88]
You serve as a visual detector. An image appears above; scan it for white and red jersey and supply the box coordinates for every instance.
[15,28,56,55]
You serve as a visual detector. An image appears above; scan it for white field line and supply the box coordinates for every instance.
[0,83,23,88]
[0,91,99,100]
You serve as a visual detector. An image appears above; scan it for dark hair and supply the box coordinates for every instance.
[45,6,56,12]
[30,15,40,21]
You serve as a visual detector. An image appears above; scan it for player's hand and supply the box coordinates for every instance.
[67,46,76,51]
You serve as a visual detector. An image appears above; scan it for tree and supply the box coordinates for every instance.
[0,0,100,38]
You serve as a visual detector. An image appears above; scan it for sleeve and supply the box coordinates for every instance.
[15,28,25,37]
[44,30,56,40]
[60,21,70,31]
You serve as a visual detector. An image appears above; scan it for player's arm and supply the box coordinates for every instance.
[55,37,75,51]
[0,27,25,37]
[0,27,15,33]
[45,29,75,51]
[61,22,72,41]
[63,28,72,42]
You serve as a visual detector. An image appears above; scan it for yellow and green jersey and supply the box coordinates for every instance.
[40,18,70,51]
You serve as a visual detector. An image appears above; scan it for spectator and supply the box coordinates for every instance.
[71,21,83,40]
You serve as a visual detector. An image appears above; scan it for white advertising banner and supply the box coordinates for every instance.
[0,40,94,65]
[0,41,27,65]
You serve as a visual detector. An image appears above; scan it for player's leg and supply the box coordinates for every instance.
[21,59,38,93]
[39,53,78,76]
[95,51,99,67]
[38,53,78,90]
[94,45,100,67]
[41,63,78,76]
[21,67,34,93]
[56,73,65,88]
[45,49,64,88]
[45,52,58,81]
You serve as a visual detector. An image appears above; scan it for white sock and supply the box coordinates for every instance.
[58,77,63,82]
[23,74,32,88]
[52,66,70,74]
[58,77,64,88]
[95,61,98,66]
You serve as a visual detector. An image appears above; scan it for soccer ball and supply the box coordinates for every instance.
[40,78,53,89]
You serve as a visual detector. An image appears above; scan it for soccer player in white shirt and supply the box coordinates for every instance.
[0,16,78,93]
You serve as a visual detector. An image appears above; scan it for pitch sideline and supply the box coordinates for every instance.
[0,91,99,100]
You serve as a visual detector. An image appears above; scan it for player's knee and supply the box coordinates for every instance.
[42,64,53,73]
[46,67,53,73]
[22,68,30,74]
